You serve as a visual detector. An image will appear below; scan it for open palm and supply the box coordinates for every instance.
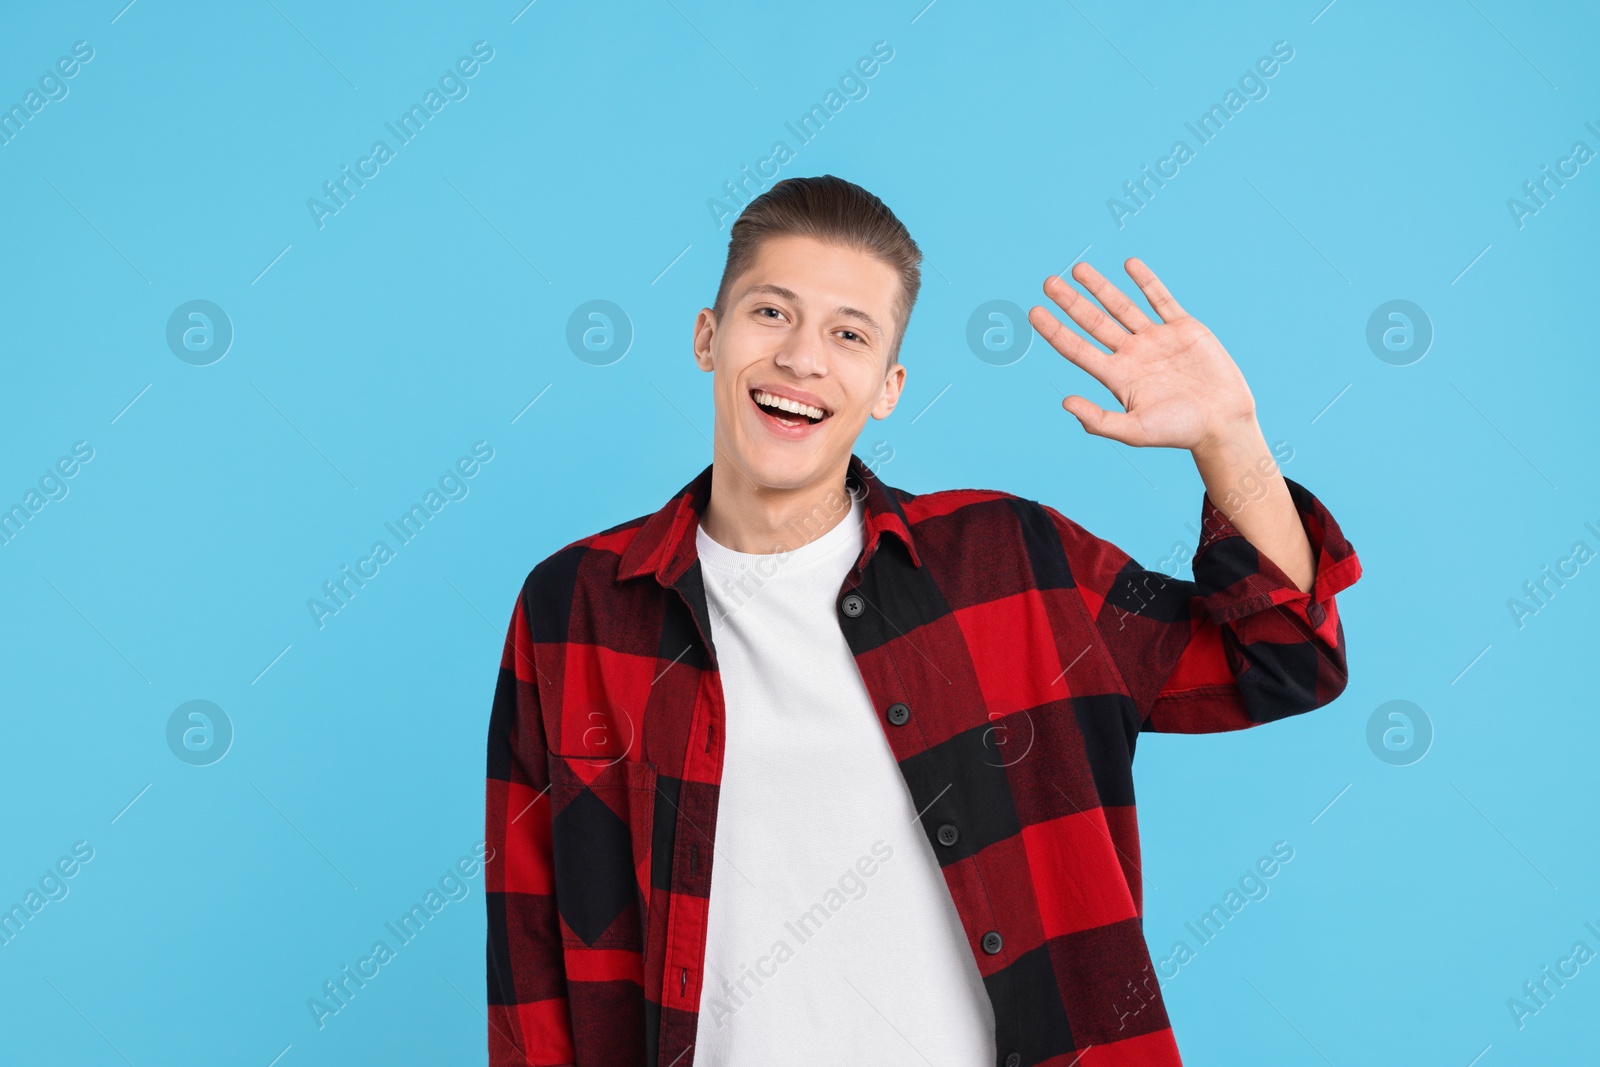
[1029,258,1257,451]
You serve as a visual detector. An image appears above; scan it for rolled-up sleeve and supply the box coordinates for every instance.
[1048,475,1362,733]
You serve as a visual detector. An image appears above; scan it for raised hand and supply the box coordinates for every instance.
[1029,259,1257,452]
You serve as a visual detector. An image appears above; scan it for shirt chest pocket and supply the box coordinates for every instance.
[546,753,657,951]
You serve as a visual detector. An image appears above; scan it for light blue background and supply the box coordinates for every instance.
[2,1,1596,1064]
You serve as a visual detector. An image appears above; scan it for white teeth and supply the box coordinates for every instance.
[754,390,825,420]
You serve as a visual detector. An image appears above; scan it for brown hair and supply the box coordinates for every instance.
[711,175,922,365]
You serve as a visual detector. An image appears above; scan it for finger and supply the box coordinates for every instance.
[1043,272,1129,352]
[1123,257,1188,322]
[1028,305,1115,384]
[1061,395,1145,445]
[1069,260,1155,333]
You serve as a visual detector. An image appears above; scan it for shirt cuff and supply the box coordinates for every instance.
[1193,475,1363,626]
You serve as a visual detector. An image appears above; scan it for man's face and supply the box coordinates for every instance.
[693,234,907,492]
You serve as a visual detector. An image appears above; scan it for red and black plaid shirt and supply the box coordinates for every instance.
[485,452,1362,1066]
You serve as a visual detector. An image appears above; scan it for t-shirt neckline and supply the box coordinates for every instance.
[696,492,864,575]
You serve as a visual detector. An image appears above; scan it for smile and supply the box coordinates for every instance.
[750,388,830,426]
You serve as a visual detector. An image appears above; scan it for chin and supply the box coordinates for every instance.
[737,441,842,491]
[724,420,861,494]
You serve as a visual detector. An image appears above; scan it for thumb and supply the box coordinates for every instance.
[1062,395,1113,437]
[1062,395,1140,444]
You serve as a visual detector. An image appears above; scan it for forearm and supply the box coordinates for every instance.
[1190,418,1315,593]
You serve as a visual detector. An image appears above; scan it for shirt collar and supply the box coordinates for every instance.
[617,452,921,586]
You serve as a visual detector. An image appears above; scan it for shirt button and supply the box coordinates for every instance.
[936,823,959,846]
[841,594,864,617]
[982,930,1002,954]
[887,702,910,726]
[1005,1054,1021,1067]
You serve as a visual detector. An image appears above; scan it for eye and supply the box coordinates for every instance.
[839,329,863,343]
[755,306,786,321]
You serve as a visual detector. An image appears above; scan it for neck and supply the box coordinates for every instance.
[700,455,858,554]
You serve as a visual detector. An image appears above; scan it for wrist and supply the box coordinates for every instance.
[1191,413,1264,466]
[1191,417,1278,523]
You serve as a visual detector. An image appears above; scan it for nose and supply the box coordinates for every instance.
[773,329,829,379]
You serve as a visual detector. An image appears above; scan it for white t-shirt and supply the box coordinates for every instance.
[690,493,996,1066]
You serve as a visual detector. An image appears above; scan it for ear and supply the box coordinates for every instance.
[693,308,716,372]
[871,360,907,420]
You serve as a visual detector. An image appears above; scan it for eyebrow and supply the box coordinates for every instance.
[739,283,885,341]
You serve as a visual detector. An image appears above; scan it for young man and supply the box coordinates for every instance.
[485,175,1362,1067]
